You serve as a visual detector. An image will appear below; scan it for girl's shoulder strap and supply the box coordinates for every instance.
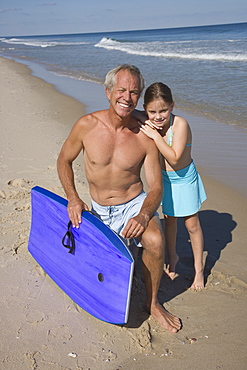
[170,113,173,127]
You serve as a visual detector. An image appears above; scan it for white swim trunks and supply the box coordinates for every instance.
[91,191,158,247]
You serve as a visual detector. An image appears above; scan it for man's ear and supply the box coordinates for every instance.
[105,88,111,100]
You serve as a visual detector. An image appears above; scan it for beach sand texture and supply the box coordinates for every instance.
[1,57,247,369]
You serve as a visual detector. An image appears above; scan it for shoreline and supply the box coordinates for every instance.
[1,56,247,369]
[3,55,247,197]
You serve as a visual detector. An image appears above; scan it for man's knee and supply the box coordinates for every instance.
[141,224,164,257]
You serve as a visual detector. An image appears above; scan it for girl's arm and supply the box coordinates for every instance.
[140,116,190,166]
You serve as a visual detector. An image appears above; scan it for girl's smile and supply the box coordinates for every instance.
[145,99,174,129]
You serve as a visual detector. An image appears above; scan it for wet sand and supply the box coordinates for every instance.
[0,56,247,369]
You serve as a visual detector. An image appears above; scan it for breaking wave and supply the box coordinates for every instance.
[1,38,88,48]
[94,37,247,62]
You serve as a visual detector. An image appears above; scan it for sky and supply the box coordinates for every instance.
[0,0,246,37]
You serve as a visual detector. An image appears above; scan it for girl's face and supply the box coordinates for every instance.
[145,99,174,129]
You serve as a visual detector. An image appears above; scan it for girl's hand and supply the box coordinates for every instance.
[139,121,160,140]
[145,120,163,130]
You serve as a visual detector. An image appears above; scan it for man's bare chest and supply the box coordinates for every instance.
[84,131,145,170]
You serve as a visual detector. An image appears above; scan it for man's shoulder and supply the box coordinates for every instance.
[76,109,108,126]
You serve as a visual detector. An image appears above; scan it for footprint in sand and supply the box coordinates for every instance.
[47,325,73,343]
[26,310,47,324]
[8,178,34,189]
[208,271,247,298]
[1,178,34,200]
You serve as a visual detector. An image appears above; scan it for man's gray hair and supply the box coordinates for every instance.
[104,64,145,95]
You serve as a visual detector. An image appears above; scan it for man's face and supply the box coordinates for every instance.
[106,69,140,118]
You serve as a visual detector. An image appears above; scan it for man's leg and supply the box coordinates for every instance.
[140,215,181,332]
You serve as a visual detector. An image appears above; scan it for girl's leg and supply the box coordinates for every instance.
[164,215,179,279]
[184,213,205,290]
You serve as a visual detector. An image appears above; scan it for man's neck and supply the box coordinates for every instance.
[107,107,133,130]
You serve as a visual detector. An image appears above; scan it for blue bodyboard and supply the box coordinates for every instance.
[28,186,134,324]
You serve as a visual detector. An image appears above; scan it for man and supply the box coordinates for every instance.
[57,64,181,332]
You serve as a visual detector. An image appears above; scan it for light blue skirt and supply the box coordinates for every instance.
[162,161,207,217]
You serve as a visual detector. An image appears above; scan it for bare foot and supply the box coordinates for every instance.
[164,269,178,280]
[149,302,182,333]
[190,270,205,291]
[164,254,179,280]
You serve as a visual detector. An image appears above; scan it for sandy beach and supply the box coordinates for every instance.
[1,56,247,369]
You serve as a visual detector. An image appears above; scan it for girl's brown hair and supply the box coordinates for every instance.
[144,82,173,107]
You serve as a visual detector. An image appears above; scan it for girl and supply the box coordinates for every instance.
[137,82,207,290]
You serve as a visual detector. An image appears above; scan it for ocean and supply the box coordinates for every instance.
[1,22,247,129]
[1,22,247,195]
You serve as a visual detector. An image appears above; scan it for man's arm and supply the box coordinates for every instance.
[122,140,162,239]
[57,118,89,228]
[132,109,148,123]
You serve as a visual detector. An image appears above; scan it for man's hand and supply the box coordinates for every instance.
[121,212,149,239]
[67,197,89,228]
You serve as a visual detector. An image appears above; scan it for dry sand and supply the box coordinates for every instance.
[0,56,247,370]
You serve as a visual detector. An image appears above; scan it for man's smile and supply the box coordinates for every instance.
[118,101,132,108]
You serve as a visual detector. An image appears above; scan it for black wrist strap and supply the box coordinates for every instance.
[62,221,75,254]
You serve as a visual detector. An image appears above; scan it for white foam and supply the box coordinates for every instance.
[94,37,247,62]
[1,38,89,48]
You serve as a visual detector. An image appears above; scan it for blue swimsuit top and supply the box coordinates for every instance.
[167,113,192,147]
